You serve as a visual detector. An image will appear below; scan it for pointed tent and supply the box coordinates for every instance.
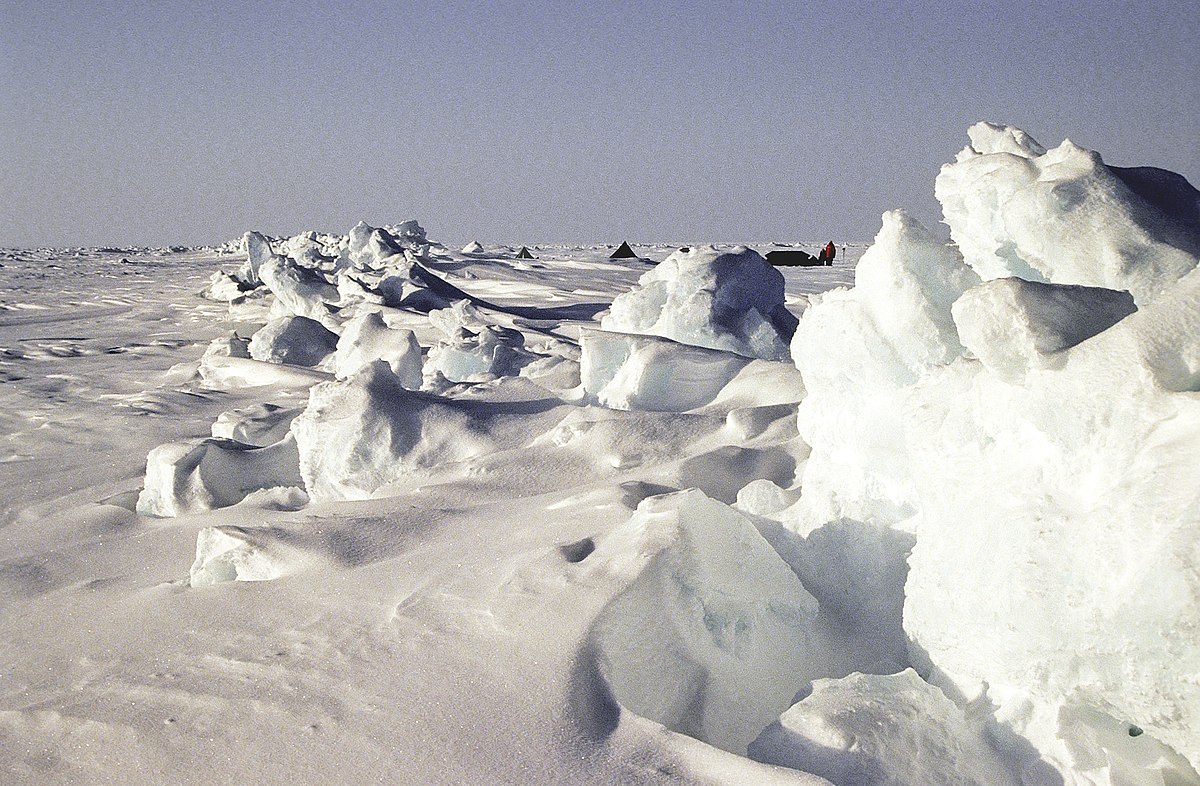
[516,246,536,259]
[609,241,638,259]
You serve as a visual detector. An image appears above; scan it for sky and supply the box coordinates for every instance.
[2,0,1198,247]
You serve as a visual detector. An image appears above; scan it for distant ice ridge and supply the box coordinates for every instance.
[780,123,1200,782]
[601,244,799,360]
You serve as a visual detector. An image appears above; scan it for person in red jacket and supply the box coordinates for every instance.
[818,241,837,266]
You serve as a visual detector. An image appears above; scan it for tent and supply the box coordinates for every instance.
[516,246,536,259]
[609,241,639,259]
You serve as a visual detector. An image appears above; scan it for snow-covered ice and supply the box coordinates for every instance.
[749,669,1019,786]
[3,122,1198,785]
[937,122,1199,305]
[602,244,800,360]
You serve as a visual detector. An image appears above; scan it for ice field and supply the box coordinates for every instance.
[2,123,1199,785]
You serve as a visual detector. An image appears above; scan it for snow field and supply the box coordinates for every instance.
[3,121,1199,784]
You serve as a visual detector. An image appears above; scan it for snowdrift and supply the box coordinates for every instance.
[587,490,839,755]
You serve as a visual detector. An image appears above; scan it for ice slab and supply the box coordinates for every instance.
[136,435,304,517]
[579,328,750,411]
[952,278,1137,380]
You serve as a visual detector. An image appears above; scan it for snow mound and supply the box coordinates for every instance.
[601,245,799,360]
[748,669,1018,786]
[952,278,1136,381]
[247,315,338,368]
[136,435,303,517]
[424,302,534,383]
[204,271,251,302]
[211,403,301,447]
[189,526,288,587]
[936,122,1200,305]
[333,310,423,385]
[579,329,750,411]
[789,209,979,526]
[734,479,796,517]
[588,489,837,755]
[254,235,340,322]
[291,362,498,500]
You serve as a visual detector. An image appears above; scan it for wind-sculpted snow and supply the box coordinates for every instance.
[211,402,301,447]
[602,244,799,360]
[189,526,295,587]
[291,362,490,500]
[136,434,303,516]
[587,490,839,755]
[749,669,1019,786]
[10,123,1200,785]
[937,122,1200,305]
[291,362,568,501]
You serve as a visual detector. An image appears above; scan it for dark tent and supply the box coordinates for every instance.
[609,241,638,259]
[516,246,536,259]
[765,249,822,267]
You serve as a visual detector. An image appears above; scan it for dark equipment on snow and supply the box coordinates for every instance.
[766,249,822,267]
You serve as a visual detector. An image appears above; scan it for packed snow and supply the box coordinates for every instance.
[2,122,1198,785]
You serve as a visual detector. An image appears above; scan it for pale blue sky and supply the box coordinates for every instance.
[2,0,1197,247]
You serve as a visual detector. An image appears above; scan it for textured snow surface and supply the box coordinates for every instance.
[4,122,1199,785]
[588,490,837,755]
[750,669,1019,786]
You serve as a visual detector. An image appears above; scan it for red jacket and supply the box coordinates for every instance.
[823,241,836,261]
